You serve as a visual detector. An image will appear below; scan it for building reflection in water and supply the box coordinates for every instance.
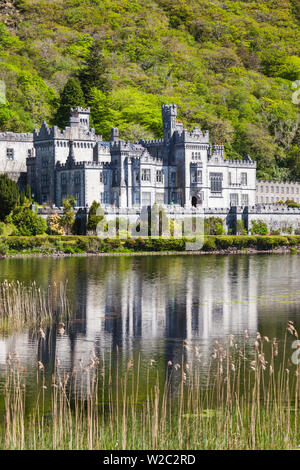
[1,253,300,375]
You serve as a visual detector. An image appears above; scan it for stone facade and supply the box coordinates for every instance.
[0,131,33,185]
[256,180,300,204]
[27,105,257,210]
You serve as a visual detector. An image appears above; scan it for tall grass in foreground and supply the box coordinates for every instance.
[1,322,300,450]
[0,280,69,333]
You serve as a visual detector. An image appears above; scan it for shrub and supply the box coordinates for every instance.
[48,213,65,235]
[270,228,281,235]
[0,241,8,255]
[204,217,225,235]
[251,220,268,236]
[215,236,234,249]
[256,236,288,250]
[236,219,247,235]
[202,236,216,251]
[6,206,47,236]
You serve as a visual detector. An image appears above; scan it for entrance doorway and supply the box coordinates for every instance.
[192,196,197,207]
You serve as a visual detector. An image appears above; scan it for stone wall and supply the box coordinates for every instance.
[35,203,300,235]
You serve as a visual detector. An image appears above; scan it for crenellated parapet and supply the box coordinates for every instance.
[226,159,256,167]
[139,138,164,146]
[70,107,90,114]
[249,204,300,214]
[174,128,210,144]
[204,207,231,214]
[34,122,97,142]
[0,132,33,142]
[110,140,146,153]
[56,160,111,170]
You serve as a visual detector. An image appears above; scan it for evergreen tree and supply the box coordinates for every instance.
[78,42,108,99]
[86,201,105,233]
[0,174,20,221]
[25,184,32,203]
[61,196,76,235]
[55,78,85,129]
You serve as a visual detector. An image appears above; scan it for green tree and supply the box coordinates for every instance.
[0,174,20,221]
[86,200,105,233]
[78,42,109,99]
[7,206,47,236]
[54,78,85,129]
[251,220,268,236]
[61,197,76,235]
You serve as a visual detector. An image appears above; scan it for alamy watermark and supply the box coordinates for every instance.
[292,80,300,105]
[0,80,6,105]
[95,206,205,251]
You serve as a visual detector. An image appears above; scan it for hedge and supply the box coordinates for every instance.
[0,234,300,255]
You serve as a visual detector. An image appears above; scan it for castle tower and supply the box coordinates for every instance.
[110,128,119,142]
[69,107,90,130]
[162,104,177,142]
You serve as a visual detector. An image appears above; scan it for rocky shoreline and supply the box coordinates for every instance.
[1,245,298,259]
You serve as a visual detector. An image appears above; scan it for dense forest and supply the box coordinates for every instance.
[0,0,299,180]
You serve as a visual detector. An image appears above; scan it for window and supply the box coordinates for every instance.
[286,187,289,194]
[28,149,32,158]
[75,193,80,206]
[271,186,274,193]
[171,192,176,203]
[229,172,232,185]
[291,187,294,194]
[156,170,163,183]
[230,193,239,206]
[134,170,140,183]
[297,188,299,194]
[113,169,119,185]
[141,169,151,182]
[61,173,67,185]
[6,148,14,160]
[75,173,80,185]
[134,191,140,206]
[266,186,269,193]
[191,169,202,184]
[101,192,110,204]
[241,173,247,185]
[42,159,48,168]
[210,173,223,193]
[100,171,103,183]
[41,174,48,184]
[241,194,249,206]
[276,186,279,193]
[155,192,164,204]
[142,192,151,206]
[170,172,176,184]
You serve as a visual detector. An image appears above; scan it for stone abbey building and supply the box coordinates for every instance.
[23,104,257,210]
[3,104,300,234]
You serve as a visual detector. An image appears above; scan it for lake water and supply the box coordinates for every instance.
[0,253,300,395]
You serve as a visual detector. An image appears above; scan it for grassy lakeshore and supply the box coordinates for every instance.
[1,324,300,450]
[0,235,300,257]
